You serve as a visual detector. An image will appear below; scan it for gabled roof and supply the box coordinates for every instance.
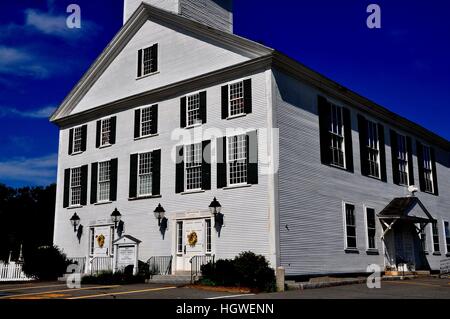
[113,234,142,244]
[378,197,436,223]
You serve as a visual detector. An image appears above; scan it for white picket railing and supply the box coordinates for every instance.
[0,262,33,282]
[90,257,113,275]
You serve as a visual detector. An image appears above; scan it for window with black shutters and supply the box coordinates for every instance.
[221,79,252,119]
[329,103,345,168]
[366,120,380,178]
[135,105,158,139]
[391,130,413,186]
[344,203,357,249]
[185,143,202,191]
[70,167,82,206]
[366,208,376,250]
[396,134,409,185]
[431,222,440,253]
[422,145,434,193]
[137,44,158,77]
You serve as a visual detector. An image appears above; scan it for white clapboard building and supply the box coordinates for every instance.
[51,0,450,278]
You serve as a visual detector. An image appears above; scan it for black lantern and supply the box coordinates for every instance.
[70,213,80,232]
[154,204,166,226]
[111,208,122,228]
[209,197,222,217]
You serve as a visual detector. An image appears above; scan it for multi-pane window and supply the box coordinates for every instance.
[100,118,111,146]
[70,167,82,206]
[397,134,409,185]
[345,204,357,249]
[98,161,111,202]
[187,93,202,127]
[206,219,212,254]
[73,126,83,153]
[138,152,152,196]
[228,134,247,185]
[366,208,376,249]
[229,81,245,117]
[142,46,156,76]
[419,224,428,252]
[431,222,440,253]
[141,107,153,137]
[177,222,183,254]
[444,221,450,254]
[422,146,434,193]
[89,228,95,256]
[329,103,345,167]
[366,120,380,178]
[185,143,202,190]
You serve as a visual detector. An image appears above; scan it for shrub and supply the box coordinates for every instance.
[22,245,70,281]
[201,259,236,286]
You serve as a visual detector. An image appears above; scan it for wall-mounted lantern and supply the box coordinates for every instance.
[154,204,166,226]
[209,197,222,219]
[70,213,80,232]
[111,208,122,229]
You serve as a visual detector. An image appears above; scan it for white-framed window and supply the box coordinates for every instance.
[431,222,440,253]
[73,126,83,153]
[206,219,212,254]
[185,143,202,191]
[89,228,95,256]
[422,145,434,193]
[329,103,345,168]
[140,106,154,137]
[397,134,409,185]
[142,45,157,76]
[419,223,428,253]
[344,203,357,249]
[187,93,202,127]
[97,161,111,202]
[443,221,450,254]
[138,152,152,196]
[228,81,245,117]
[100,118,111,146]
[365,207,376,250]
[227,134,247,185]
[177,221,183,254]
[366,120,380,178]
[70,167,82,206]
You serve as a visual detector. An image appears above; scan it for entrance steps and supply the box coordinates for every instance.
[147,274,192,285]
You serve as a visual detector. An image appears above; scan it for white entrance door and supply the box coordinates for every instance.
[93,226,113,257]
[181,219,205,271]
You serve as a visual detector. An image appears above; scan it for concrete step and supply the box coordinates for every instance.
[147,275,192,285]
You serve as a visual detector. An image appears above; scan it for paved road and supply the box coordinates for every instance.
[0,277,448,299]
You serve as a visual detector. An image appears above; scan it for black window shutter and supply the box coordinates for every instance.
[134,109,141,138]
[68,129,74,155]
[244,79,252,114]
[200,91,207,124]
[318,96,331,165]
[137,49,143,77]
[247,130,258,185]
[90,163,98,204]
[406,136,414,186]
[217,137,227,188]
[81,125,87,152]
[430,148,439,195]
[110,116,117,145]
[221,85,229,119]
[63,169,71,208]
[358,115,369,176]
[129,154,138,198]
[378,123,387,182]
[416,141,425,192]
[202,140,211,190]
[180,97,187,128]
[151,150,161,196]
[80,165,88,206]
[175,146,184,193]
[95,121,101,148]
[150,104,158,134]
[342,107,354,172]
[390,130,400,185]
[151,44,158,73]
[110,158,118,201]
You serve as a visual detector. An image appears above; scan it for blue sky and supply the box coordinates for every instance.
[0,0,449,187]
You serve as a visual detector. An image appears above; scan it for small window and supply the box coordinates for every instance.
[97,161,111,202]
[70,167,82,206]
[366,120,380,178]
[396,134,409,185]
[89,228,95,256]
[366,208,376,250]
[138,152,152,196]
[344,203,357,249]
[100,118,111,147]
[177,222,183,254]
[140,107,154,137]
[140,44,158,76]
[73,126,83,153]
[444,221,450,254]
[228,81,245,117]
[185,143,202,191]
[206,219,212,254]
[431,222,440,253]
[422,145,434,193]
[227,134,247,185]
[187,93,202,127]
[329,103,345,168]
[419,223,428,253]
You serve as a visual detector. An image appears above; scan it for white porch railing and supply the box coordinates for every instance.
[0,262,33,282]
[90,257,113,275]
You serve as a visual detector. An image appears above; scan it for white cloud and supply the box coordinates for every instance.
[0,105,57,119]
[0,46,51,79]
[0,154,57,186]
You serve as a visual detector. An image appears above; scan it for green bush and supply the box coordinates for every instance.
[22,245,70,281]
